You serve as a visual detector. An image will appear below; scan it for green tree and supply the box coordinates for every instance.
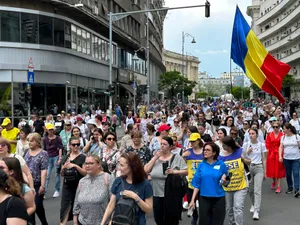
[197,91,208,99]
[159,71,197,98]
[231,86,250,99]
[282,74,295,88]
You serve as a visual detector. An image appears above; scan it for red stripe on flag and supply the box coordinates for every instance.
[260,54,290,103]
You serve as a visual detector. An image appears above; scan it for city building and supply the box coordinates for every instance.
[163,49,200,100]
[247,0,298,98]
[0,0,166,122]
[198,71,209,80]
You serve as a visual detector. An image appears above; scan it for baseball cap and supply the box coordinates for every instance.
[158,124,171,132]
[57,114,62,117]
[269,117,277,121]
[1,118,11,126]
[46,124,55,130]
[76,116,83,121]
[189,133,201,141]
[87,119,97,126]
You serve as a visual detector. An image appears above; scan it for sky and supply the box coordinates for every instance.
[164,0,252,78]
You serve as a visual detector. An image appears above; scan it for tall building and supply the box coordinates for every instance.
[247,0,298,97]
[0,0,166,121]
[163,49,200,100]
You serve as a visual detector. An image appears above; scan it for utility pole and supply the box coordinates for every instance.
[146,0,150,110]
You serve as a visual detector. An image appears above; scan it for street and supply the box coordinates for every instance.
[43,172,299,225]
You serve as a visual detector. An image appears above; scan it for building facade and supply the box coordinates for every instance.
[163,49,200,100]
[247,0,298,98]
[0,0,166,122]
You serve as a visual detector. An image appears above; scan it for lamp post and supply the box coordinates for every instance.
[181,32,196,103]
[108,3,209,114]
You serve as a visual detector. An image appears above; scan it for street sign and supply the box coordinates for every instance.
[28,70,34,85]
[28,57,34,69]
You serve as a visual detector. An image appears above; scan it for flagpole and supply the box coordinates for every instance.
[230,58,232,94]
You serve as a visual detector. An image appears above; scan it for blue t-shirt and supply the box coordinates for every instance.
[111,177,153,225]
[191,159,228,197]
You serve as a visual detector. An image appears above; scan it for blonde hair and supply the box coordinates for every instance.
[27,132,42,148]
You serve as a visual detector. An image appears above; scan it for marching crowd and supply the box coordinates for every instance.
[0,99,299,225]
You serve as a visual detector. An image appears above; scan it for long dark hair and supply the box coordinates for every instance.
[120,152,147,184]
[2,157,28,188]
[284,123,297,134]
[0,168,22,198]
[222,136,238,151]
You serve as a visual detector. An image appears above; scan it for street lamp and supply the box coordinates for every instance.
[108,3,210,114]
[181,32,196,103]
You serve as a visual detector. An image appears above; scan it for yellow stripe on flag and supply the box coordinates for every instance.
[244,30,268,88]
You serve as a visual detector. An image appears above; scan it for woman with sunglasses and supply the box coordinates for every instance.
[102,132,120,177]
[73,155,113,225]
[182,133,204,225]
[230,127,243,148]
[289,112,300,134]
[242,128,267,220]
[60,137,86,225]
[189,143,228,225]
[279,123,300,198]
[0,168,28,225]
[265,121,285,193]
[70,127,88,152]
[219,137,249,225]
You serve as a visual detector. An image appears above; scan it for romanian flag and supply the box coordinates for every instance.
[231,6,290,103]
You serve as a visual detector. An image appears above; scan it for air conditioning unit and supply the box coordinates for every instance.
[133,0,138,4]
[92,6,99,15]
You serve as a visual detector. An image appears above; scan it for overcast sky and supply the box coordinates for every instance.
[164,0,252,77]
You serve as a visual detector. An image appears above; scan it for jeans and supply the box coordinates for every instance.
[225,189,247,225]
[249,164,264,213]
[283,159,300,192]
[28,185,48,225]
[45,155,61,193]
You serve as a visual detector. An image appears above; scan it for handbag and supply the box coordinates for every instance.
[63,167,77,182]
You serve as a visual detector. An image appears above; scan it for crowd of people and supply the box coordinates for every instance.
[0,98,299,225]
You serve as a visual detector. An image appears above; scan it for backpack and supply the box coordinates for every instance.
[111,179,139,225]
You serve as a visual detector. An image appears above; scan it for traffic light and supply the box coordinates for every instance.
[108,84,116,95]
[19,91,25,102]
[25,90,32,103]
[205,1,210,18]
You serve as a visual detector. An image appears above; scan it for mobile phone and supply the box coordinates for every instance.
[162,162,169,175]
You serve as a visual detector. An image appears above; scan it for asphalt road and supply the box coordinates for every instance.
[40,127,300,225]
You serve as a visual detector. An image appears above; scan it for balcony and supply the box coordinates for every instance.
[256,0,293,26]
[280,48,300,64]
[258,5,300,40]
[267,26,300,52]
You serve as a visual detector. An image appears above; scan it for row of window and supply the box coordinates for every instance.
[260,1,300,34]
[0,10,147,75]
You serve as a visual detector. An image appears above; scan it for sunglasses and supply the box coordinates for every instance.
[162,117,166,119]
[0,143,7,148]
[273,126,279,129]
[230,132,237,135]
[66,124,71,126]
[71,143,80,147]
[174,121,179,123]
[107,137,116,141]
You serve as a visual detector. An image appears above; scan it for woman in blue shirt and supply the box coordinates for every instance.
[189,142,228,225]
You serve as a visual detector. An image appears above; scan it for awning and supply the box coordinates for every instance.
[119,83,134,94]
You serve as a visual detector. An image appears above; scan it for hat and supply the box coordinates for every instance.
[57,114,62,117]
[158,124,171,132]
[65,120,71,125]
[72,111,75,114]
[61,111,65,114]
[269,117,277,121]
[87,119,97,126]
[76,116,83,121]
[1,118,11,126]
[189,133,201,141]
[46,124,55,130]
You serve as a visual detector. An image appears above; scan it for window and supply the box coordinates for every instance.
[54,18,64,47]
[21,13,38,43]
[86,32,91,55]
[92,35,98,58]
[1,11,20,42]
[71,24,77,50]
[39,15,53,45]
[98,38,102,59]
[77,28,82,52]
[64,22,71,49]
[82,30,87,53]
[101,39,106,61]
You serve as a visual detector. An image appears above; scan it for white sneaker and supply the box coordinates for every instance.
[250,205,255,213]
[183,201,189,210]
[253,211,259,220]
[53,191,60,198]
[196,200,199,208]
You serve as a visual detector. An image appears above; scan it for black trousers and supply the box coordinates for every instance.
[187,188,198,221]
[28,185,48,225]
[198,196,225,225]
[153,197,179,225]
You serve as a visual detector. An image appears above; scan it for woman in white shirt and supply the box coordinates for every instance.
[16,125,31,157]
[279,123,300,198]
[215,128,227,154]
[289,112,300,134]
[243,128,267,220]
[243,122,265,143]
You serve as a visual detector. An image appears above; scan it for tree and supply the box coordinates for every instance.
[159,71,197,98]
[197,91,208,99]
[231,86,250,99]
